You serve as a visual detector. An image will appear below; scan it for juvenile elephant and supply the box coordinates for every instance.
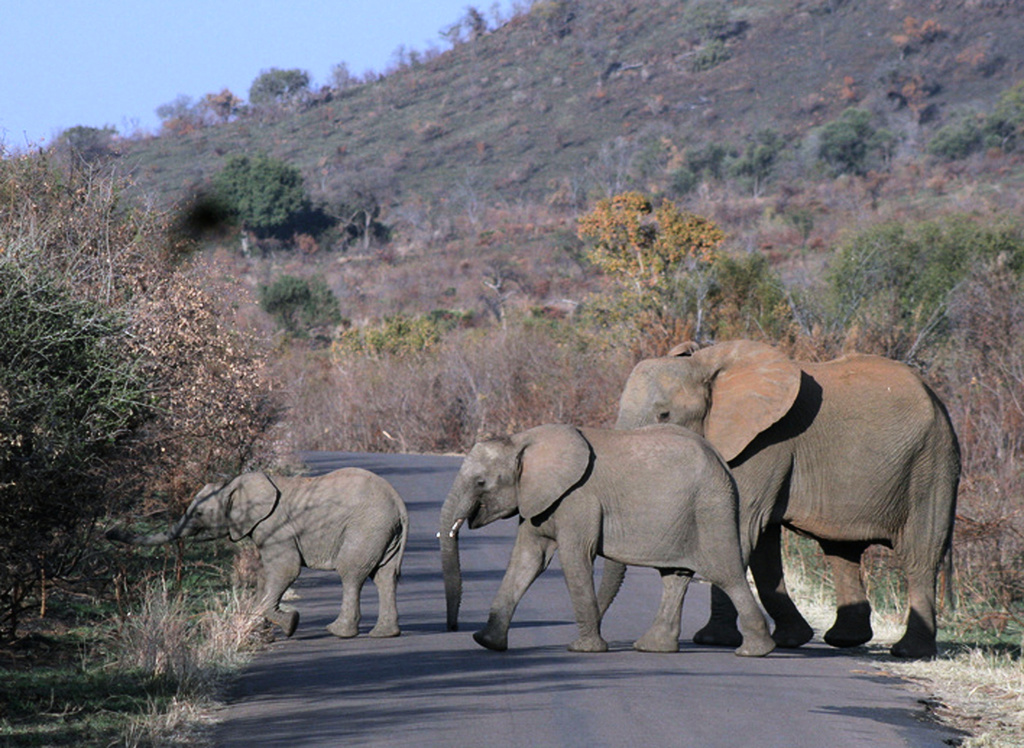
[438,423,775,657]
[614,339,960,658]
[109,468,408,639]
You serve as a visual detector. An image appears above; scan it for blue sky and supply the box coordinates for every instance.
[1,1,515,147]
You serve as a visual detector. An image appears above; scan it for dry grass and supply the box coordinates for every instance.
[784,540,1024,746]
[110,568,266,746]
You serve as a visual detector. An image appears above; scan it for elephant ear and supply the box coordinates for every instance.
[514,425,592,522]
[666,340,701,357]
[226,472,281,541]
[693,340,802,462]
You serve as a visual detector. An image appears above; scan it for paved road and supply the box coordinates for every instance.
[214,451,965,747]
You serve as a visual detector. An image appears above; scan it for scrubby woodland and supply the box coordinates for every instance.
[2,0,1024,742]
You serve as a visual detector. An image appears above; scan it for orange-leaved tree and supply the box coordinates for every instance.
[577,191,723,296]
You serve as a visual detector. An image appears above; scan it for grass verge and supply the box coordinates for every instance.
[0,544,265,747]
[783,534,1024,747]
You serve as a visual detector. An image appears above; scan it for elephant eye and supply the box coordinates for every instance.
[657,411,671,423]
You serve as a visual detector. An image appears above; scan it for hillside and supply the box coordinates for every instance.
[119,0,1024,215]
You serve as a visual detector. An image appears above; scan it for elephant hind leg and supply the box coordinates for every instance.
[890,564,940,659]
[367,554,401,638]
[634,570,691,653]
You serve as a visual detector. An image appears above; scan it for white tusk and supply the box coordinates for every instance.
[448,517,465,538]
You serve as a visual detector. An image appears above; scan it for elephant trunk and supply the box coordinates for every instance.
[438,475,476,631]
[106,512,192,546]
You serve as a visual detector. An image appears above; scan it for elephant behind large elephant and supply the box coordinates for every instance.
[108,468,409,639]
[614,339,959,659]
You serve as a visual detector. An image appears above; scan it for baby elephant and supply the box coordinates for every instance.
[439,423,775,657]
[109,468,408,639]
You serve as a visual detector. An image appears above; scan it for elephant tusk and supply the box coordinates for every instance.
[448,517,465,538]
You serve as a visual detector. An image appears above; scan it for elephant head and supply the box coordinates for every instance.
[439,424,592,631]
[615,340,802,462]
[107,472,281,546]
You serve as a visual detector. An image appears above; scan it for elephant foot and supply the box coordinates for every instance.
[473,628,508,652]
[735,633,776,658]
[772,620,815,649]
[633,630,679,653]
[890,634,937,660]
[823,629,872,648]
[327,620,359,638]
[568,635,609,653]
[368,622,401,638]
[693,623,742,648]
[268,609,299,638]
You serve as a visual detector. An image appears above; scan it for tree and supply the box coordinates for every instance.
[249,68,311,108]
[156,94,200,134]
[727,129,783,196]
[577,191,724,295]
[212,153,310,238]
[52,125,117,163]
[199,88,243,123]
[818,108,880,176]
[985,81,1024,152]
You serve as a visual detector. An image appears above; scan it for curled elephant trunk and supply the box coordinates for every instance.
[438,475,475,631]
[106,513,191,547]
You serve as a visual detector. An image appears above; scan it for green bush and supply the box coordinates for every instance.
[927,116,983,160]
[826,214,1024,353]
[817,108,889,176]
[0,262,150,637]
[212,153,310,238]
[690,39,731,72]
[984,81,1024,153]
[259,275,342,335]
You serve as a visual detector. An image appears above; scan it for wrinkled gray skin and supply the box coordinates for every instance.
[439,423,775,657]
[109,468,408,639]
[614,340,960,659]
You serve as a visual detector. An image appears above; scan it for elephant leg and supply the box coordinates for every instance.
[475,528,555,652]
[693,585,742,647]
[259,551,301,637]
[890,565,938,659]
[698,554,776,657]
[820,540,873,648]
[328,569,367,638]
[560,548,607,653]
[750,524,814,648]
[596,559,627,618]
[634,570,692,653]
[368,555,401,638]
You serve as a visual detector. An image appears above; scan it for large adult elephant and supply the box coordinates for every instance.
[613,340,959,659]
[109,468,409,639]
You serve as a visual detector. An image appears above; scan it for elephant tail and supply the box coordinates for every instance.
[380,502,409,581]
[942,542,955,611]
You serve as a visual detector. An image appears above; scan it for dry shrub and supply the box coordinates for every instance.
[124,266,280,511]
[938,267,1024,625]
[278,322,633,454]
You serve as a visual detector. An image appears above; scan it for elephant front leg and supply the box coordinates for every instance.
[820,540,873,649]
[634,570,692,653]
[474,529,554,652]
[258,553,301,637]
[560,548,607,653]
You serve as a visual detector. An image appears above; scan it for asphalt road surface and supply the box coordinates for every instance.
[213,451,965,747]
